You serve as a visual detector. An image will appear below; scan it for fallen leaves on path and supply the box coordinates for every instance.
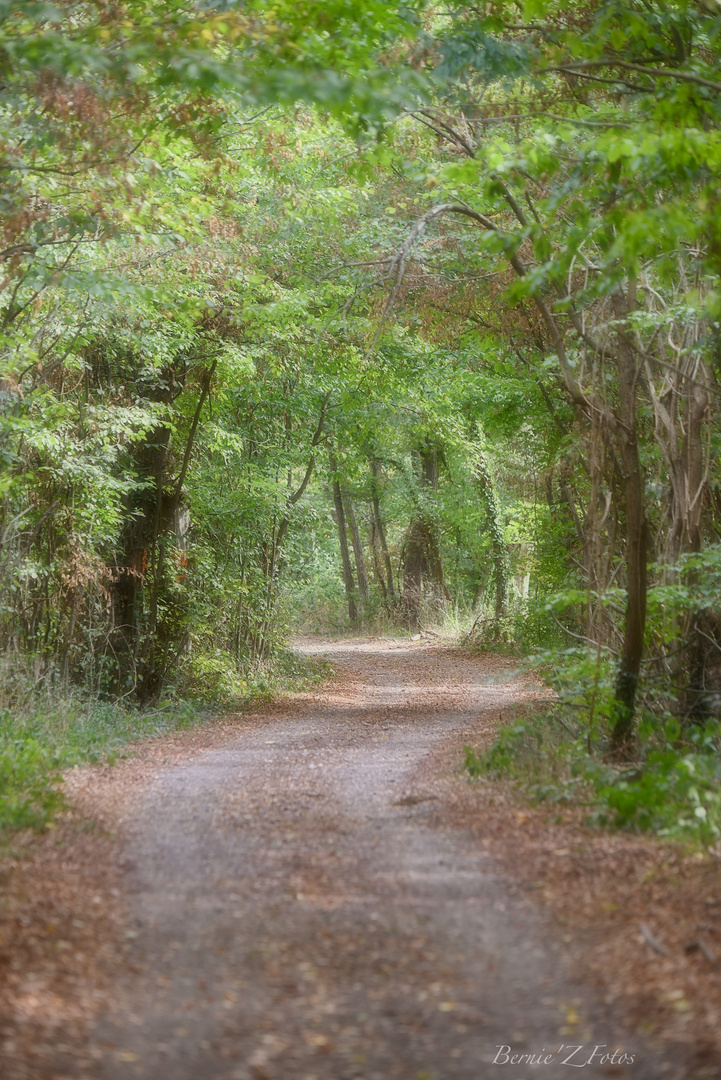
[0,637,719,1079]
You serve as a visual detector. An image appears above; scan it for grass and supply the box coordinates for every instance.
[0,691,205,831]
[0,647,331,833]
[465,707,721,847]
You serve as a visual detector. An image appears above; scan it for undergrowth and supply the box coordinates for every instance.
[465,708,721,847]
[0,648,330,833]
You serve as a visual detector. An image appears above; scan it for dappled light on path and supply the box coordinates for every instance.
[87,641,675,1080]
[2,641,695,1079]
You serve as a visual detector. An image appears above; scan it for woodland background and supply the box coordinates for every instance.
[2,0,721,841]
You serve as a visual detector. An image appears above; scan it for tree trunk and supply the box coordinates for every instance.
[112,359,214,703]
[682,374,711,722]
[369,519,388,600]
[676,362,710,724]
[402,518,425,630]
[609,288,648,755]
[643,330,712,723]
[329,454,358,625]
[342,491,370,611]
[401,442,449,626]
[112,416,172,697]
[418,443,450,602]
[370,458,395,602]
[474,444,508,622]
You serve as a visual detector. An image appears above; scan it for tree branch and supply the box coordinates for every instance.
[547,60,721,93]
[169,357,218,512]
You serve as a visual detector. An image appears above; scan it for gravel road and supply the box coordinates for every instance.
[88,640,683,1080]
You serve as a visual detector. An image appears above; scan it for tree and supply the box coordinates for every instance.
[355,0,721,749]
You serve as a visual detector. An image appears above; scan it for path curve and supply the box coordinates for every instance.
[83,640,679,1079]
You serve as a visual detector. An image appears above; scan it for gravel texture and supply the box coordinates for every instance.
[2,638,716,1079]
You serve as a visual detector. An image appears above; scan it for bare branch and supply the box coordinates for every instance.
[547,60,721,93]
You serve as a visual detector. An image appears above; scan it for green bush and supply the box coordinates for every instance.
[0,731,64,830]
[590,736,721,843]
[0,692,203,832]
[465,712,721,846]
[0,646,332,834]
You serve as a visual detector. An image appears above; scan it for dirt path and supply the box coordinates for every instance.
[1,640,706,1078]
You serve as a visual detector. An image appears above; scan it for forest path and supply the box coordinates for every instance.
[85,639,675,1079]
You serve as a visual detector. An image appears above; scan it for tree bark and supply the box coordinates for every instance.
[271,393,329,577]
[112,413,172,697]
[402,518,425,629]
[683,380,710,722]
[419,443,450,603]
[474,444,508,622]
[342,491,370,611]
[329,453,358,625]
[609,288,648,755]
[370,458,395,602]
[642,328,712,722]
[369,519,388,600]
[401,442,449,627]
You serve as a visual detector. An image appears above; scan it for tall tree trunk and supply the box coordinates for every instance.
[112,359,214,703]
[112,416,172,696]
[369,519,388,600]
[643,335,712,723]
[419,443,450,603]
[609,288,648,755]
[370,458,395,603]
[402,518,425,630]
[474,444,508,622]
[401,442,449,626]
[682,368,712,723]
[342,491,370,611]
[329,453,358,625]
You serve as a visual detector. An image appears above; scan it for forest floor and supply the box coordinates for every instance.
[1,638,720,1080]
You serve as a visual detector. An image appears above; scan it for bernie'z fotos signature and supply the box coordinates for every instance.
[493,1045,635,1068]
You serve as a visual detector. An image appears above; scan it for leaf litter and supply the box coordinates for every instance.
[0,638,717,1078]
